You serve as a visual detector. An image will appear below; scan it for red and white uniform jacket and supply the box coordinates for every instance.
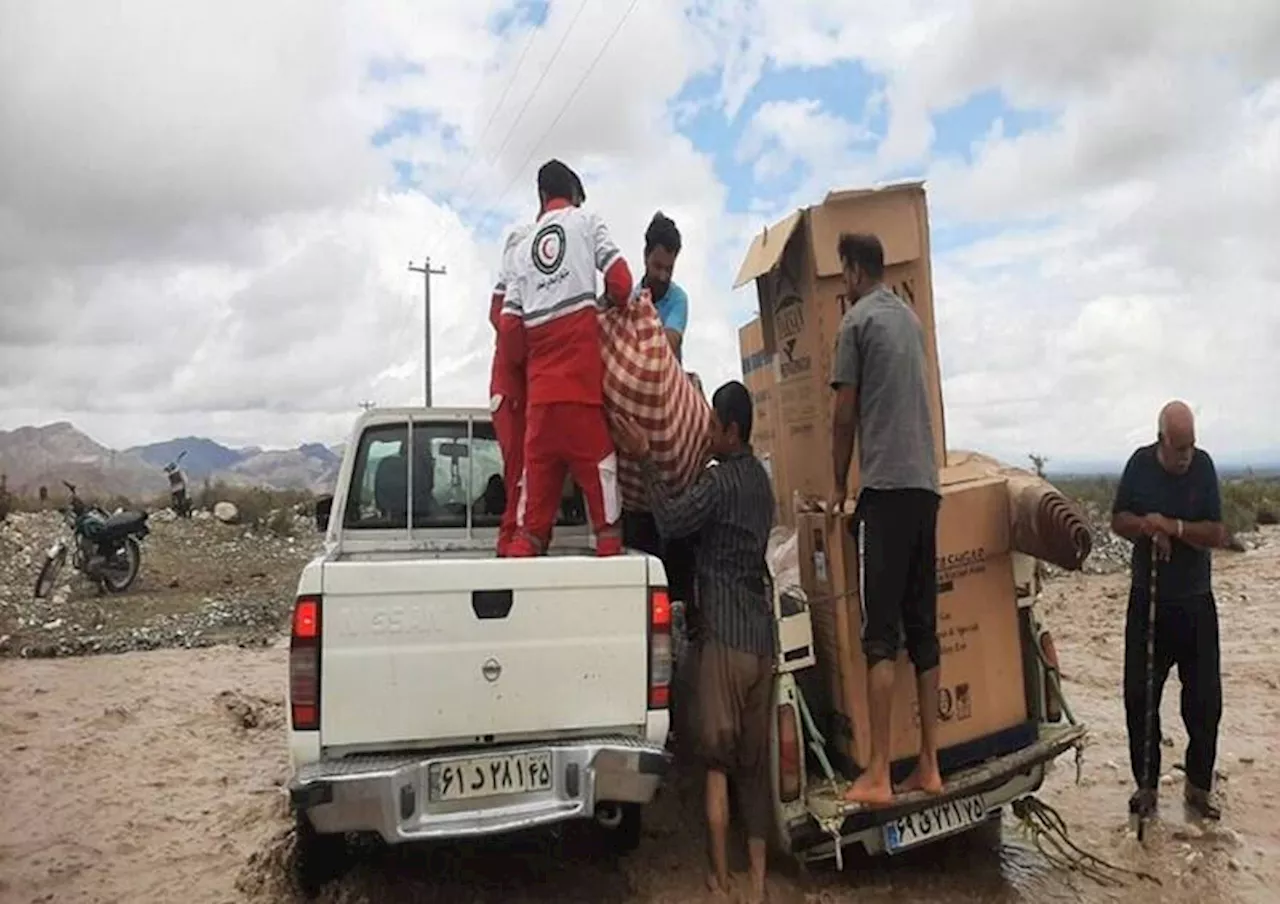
[499,200,632,407]
[489,224,532,405]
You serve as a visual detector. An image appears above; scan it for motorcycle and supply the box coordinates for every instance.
[33,480,150,599]
[165,450,192,518]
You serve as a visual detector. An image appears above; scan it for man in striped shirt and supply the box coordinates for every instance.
[611,381,775,904]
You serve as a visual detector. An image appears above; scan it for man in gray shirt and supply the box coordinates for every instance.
[829,232,942,808]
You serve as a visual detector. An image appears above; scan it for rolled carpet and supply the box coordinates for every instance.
[599,290,712,512]
[947,450,1093,571]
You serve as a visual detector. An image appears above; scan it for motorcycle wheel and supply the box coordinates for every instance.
[101,537,142,594]
[34,546,68,600]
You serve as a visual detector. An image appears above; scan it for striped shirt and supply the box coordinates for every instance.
[640,449,776,658]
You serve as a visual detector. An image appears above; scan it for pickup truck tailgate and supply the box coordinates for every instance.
[318,554,653,748]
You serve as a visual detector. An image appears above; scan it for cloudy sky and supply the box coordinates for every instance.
[2,0,1278,469]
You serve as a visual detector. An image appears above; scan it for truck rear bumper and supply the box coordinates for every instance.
[289,735,670,844]
[793,723,1086,863]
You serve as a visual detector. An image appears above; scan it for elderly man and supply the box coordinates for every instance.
[1111,400,1227,822]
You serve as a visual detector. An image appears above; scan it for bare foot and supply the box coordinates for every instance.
[706,872,730,900]
[898,760,943,795]
[843,769,894,807]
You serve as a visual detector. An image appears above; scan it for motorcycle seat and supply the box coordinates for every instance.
[102,510,148,534]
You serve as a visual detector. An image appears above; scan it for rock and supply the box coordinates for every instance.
[213,502,239,524]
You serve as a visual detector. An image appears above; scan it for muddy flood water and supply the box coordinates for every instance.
[2,529,1276,904]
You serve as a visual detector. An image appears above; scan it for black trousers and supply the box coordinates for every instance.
[853,488,941,671]
[1123,589,1222,792]
[621,510,698,612]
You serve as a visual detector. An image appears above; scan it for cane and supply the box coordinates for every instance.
[1132,544,1159,842]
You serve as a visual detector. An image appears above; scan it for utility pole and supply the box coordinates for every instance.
[407,256,446,407]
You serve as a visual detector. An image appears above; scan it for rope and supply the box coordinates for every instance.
[1012,797,1161,887]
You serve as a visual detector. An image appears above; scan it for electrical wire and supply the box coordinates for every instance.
[431,0,643,267]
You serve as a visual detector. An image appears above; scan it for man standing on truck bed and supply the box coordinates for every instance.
[611,381,775,904]
[488,169,585,556]
[829,232,943,807]
[500,159,633,557]
[1111,400,1227,822]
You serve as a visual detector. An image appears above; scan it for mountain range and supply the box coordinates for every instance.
[0,422,345,500]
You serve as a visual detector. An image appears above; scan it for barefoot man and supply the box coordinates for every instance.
[829,232,943,807]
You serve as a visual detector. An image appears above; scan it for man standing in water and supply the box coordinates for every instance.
[612,381,775,903]
[829,232,942,806]
[1111,400,1227,821]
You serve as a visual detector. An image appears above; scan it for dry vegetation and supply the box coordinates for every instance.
[1,479,319,538]
[1054,473,1280,536]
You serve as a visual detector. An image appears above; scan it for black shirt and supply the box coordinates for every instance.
[1111,443,1222,599]
[640,450,776,658]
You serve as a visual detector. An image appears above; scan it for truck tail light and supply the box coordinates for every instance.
[777,702,802,803]
[648,587,672,710]
[290,594,322,731]
[1040,631,1062,724]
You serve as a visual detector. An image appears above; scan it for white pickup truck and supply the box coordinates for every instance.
[285,407,672,895]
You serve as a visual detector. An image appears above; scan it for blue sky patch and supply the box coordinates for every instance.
[930,88,1053,162]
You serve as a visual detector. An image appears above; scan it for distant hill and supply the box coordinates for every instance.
[128,436,249,478]
[0,422,342,501]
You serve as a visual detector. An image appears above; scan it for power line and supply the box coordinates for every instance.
[421,0,592,254]
[433,0,642,267]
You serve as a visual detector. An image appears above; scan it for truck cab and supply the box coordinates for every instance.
[286,407,673,895]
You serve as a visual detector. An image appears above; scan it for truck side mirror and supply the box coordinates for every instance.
[315,495,334,533]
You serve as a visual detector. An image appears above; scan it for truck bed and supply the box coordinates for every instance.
[318,552,657,751]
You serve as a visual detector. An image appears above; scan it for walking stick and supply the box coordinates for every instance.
[1132,544,1159,842]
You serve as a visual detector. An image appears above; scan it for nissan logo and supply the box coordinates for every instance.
[482,658,502,682]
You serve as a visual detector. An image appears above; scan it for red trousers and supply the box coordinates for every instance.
[510,402,622,557]
[492,393,525,556]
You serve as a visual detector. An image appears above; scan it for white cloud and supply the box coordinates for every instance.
[1,0,1278,472]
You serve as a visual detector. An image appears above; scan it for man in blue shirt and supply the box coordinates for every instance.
[640,211,688,362]
[1111,400,1228,822]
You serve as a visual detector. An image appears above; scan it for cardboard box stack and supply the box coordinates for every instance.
[733,182,946,512]
[738,319,789,525]
[793,469,1030,773]
[736,182,1034,778]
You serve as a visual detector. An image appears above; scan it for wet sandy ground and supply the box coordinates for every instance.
[2,529,1276,904]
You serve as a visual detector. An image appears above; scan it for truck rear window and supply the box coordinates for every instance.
[342,420,587,531]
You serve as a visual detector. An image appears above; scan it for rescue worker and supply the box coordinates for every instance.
[1111,400,1227,821]
[487,170,586,555]
[500,159,633,557]
[611,381,775,904]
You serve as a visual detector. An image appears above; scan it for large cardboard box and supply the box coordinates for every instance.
[796,467,1028,774]
[733,183,946,505]
[739,318,791,525]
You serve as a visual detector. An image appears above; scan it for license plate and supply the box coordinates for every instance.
[882,793,987,853]
[428,750,553,803]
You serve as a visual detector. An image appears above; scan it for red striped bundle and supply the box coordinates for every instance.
[599,291,712,511]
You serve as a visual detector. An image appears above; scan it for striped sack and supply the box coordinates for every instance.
[599,291,712,512]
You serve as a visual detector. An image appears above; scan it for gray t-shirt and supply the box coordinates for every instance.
[830,283,939,494]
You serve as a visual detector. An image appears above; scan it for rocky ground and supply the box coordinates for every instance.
[0,510,1276,904]
[0,508,322,658]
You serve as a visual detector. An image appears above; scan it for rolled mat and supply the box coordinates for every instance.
[947,450,1094,571]
[599,290,712,512]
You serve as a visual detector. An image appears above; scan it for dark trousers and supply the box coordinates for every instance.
[1123,589,1222,792]
[621,510,698,610]
[854,488,941,671]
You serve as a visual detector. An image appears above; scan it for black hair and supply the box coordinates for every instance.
[836,232,885,280]
[537,159,580,203]
[570,170,586,204]
[712,380,753,445]
[644,211,682,256]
